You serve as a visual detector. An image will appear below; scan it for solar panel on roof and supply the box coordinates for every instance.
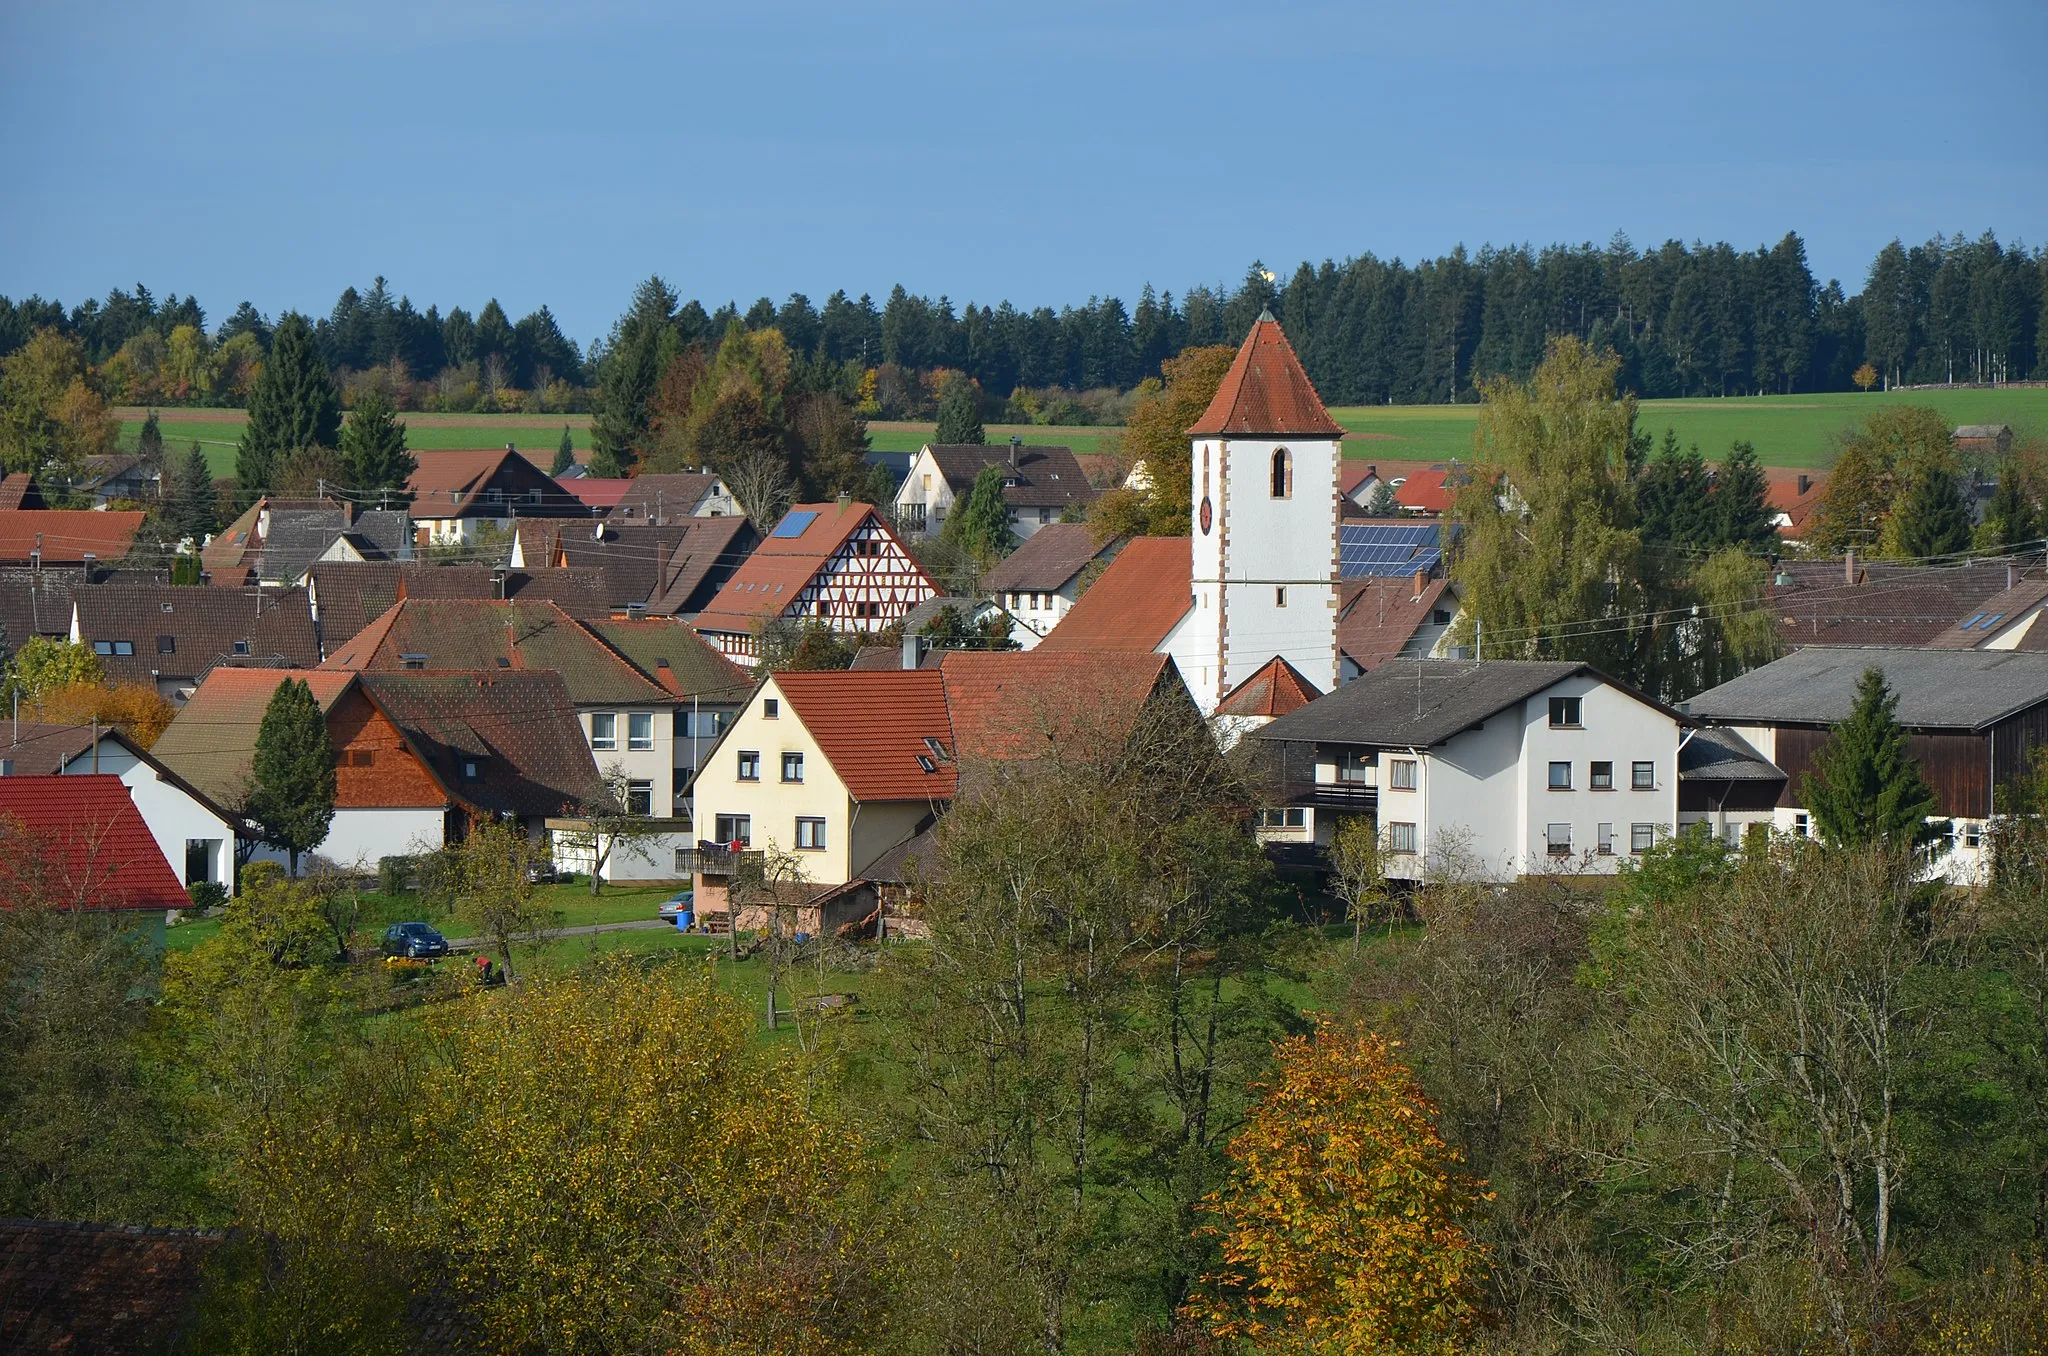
[1338,523,1444,578]
[772,510,819,538]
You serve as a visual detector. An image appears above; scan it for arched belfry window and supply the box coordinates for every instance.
[1270,447,1292,499]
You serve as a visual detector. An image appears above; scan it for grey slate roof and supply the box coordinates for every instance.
[346,509,415,561]
[1255,659,1593,748]
[1685,646,2048,732]
[257,508,351,584]
[0,565,88,643]
[982,523,1114,593]
[1679,726,1785,782]
[926,445,1099,510]
[902,596,980,633]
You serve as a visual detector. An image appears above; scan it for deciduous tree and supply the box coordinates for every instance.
[1186,1019,1490,1353]
[1088,344,1235,537]
[4,637,103,704]
[446,818,558,978]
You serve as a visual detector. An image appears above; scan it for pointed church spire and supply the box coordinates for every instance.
[1186,313,1345,438]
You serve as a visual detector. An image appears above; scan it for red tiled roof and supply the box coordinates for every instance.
[1216,655,1322,717]
[555,477,632,510]
[940,650,1174,761]
[1394,469,1455,514]
[0,473,42,511]
[0,1219,224,1354]
[405,448,568,516]
[322,598,671,705]
[0,775,188,910]
[1186,314,1346,439]
[1036,537,1192,654]
[982,523,1116,594]
[1765,469,1828,535]
[771,669,957,802]
[694,502,932,634]
[0,509,145,564]
[1337,575,1452,672]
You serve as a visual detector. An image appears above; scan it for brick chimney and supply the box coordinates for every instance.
[1797,473,1811,495]
[1845,547,1858,585]
[1412,567,1429,597]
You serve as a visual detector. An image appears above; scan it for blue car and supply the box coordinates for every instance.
[381,921,450,960]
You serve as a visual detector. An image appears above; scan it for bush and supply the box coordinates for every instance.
[415,848,461,906]
[186,881,227,912]
[377,855,415,897]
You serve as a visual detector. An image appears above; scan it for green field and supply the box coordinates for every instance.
[1331,387,2048,470]
[120,387,2048,481]
[117,409,591,478]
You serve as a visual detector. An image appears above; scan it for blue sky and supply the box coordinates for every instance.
[3,0,2042,348]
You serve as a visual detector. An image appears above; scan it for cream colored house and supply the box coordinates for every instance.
[685,669,956,923]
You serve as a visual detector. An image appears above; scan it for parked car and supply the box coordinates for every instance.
[381,922,450,960]
[526,863,561,884]
[658,890,694,925]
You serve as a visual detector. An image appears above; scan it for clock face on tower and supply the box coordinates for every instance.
[1198,496,1213,534]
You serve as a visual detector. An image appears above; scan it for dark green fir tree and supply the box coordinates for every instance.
[136,410,164,468]
[337,388,414,500]
[1714,440,1776,550]
[248,677,336,874]
[551,424,576,476]
[238,312,339,500]
[942,464,1013,562]
[171,443,218,545]
[934,373,985,446]
[1983,466,2039,552]
[1799,666,1942,853]
[1894,463,1974,561]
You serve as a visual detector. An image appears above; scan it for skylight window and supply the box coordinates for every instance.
[1963,613,1987,629]
[916,754,937,774]
[1980,613,2006,630]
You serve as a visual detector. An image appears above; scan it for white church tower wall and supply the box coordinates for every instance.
[1184,312,1343,712]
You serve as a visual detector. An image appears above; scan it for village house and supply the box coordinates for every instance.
[979,523,1120,649]
[1768,556,2018,648]
[690,500,936,660]
[893,440,1099,541]
[404,447,591,545]
[1683,646,2048,883]
[200,497,408,585]
[304,561,613,654]
[1764,470,1827,543]
[0,509,144,566]
[0,563,93,646]
[684,669,957,926]
[73,454,161,506]
[1211,655,1323,753]
[69,581,321,704]
[1251,660,1686,881]
[153,667,602,868]
[0,776,193,930]
[1923,569,2048,650]
[1954,424,2014,457]
[322,598,704,874]
[2,722,240,895]
[610,471,739,522]
[1336,572,1464,679]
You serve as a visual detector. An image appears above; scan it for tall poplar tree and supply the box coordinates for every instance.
[337,388,414,498]
[238,313,339,499]
[1800,667,1941,853]
[248,678,336,874]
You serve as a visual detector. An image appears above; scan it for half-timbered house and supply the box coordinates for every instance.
[690,501,936,660]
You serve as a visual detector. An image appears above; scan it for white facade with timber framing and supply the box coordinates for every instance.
[691,500,937,660]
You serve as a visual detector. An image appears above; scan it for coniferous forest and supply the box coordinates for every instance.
[2,230,2042,418]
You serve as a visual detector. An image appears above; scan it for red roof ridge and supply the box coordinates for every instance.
[1036,537,1193,654]
[1187,314,1345,439]
[1216,655,1323,717]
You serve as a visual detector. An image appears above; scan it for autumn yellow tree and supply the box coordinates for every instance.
[0,328,117,477]
[1090,343,1235,537]
[1187,1019,1490,1354]
[31,681,177,748]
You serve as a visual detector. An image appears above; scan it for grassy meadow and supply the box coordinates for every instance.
[119,386,2048,482]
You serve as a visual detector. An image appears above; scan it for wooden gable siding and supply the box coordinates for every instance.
[1771,725,1991,819]
[1678,780,1783,813]
[327,686,446,809]
[795,522,933,630]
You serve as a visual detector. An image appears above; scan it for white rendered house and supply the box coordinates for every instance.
[1252,660,1685,881]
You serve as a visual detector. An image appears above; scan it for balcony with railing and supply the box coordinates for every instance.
[675,843,762,876]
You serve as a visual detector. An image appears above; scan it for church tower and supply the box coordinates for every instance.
[1185,311,1343,709]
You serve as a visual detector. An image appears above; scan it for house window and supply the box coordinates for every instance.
[737,750,760,781]
[157,635,175,654]
[921,474,931,492]
[1255,807,1307,829]
[1631,761,1655,790]
[1431,608,1452,625]
[1793,812,1810,838]
[1336,750,1373,784]
[1275,586,1287,607]
[1389,759,1417,790]
[627,712,654,751]
[1590,761,1614,791]
[590,713,617,750]
[795,817,827,849]
[1388,822,1418,854]
[627,780,653,816]
[92,641,111,655]
[1960,821,1984,850]
[1723,821,1743,848]
[1548,697,1582,728]
[1546,823,1573,856]
[346,749,374,767]
[232,640,251,656]
[1270,448,1293,499]
[714,814,751,847]
[1597,823,1614,855]
[781,751,804,783]
[183,839,218,886]
[1631,823,1656,854]
[1548,761,1572,790]
[763,698,779,718]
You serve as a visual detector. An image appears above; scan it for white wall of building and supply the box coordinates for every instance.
[1188,435,1341,712]
[319,808,450,868]
[53,741,237,893]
